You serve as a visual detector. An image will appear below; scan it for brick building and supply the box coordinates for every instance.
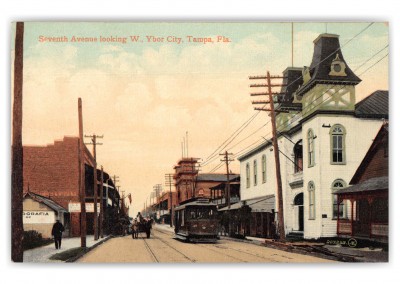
[23,136,120,237]
[173,157,238,204]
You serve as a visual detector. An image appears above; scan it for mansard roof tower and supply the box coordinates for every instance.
[297,33,361,96]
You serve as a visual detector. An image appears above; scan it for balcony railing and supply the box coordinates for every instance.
[337,219,388,239]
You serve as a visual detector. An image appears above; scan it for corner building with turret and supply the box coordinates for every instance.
[238,33,388,240]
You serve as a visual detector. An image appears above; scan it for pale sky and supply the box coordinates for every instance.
[12,22,388,216]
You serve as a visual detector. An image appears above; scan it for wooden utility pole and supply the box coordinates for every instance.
[220,151,234,210]
[165,174,174,227]
[112,175,119,190]
[153,184,162,220]
[220,151,234,236]
[100,166,104,238]
[121,190,125,215]
[250,71,287,242]
[78,98,87,248]
[11,22,24,262]
[84,134,103,240]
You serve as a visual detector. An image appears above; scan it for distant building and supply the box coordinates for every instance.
[335,123,388,242]
[238,33,388,240]
[153,190,178,225]
[210,175,241,208]
[23,136,121,237]
[173,157,238,204]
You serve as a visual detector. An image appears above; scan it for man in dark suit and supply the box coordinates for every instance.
[51,219,65,249]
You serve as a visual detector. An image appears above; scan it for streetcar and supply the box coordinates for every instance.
[174,198,219,243]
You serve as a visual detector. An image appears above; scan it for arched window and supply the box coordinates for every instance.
[307,129,315,167]
[308,181,315,220]
[262,154,267,183]
[253,160,257,186]
[198,188,204,197]
[330,124,346,164]
[294,140,303,173]
[332,179,347,219]
[246,163,250,188]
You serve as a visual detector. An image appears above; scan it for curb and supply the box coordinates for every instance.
[66,235,114,263]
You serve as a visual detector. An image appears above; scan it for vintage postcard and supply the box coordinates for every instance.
[11,22,388,263]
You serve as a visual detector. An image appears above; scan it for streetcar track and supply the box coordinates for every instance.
[155,227,253,262]
[142,237,159,263]
[196,243,250,262]
[141,228,196,262]
[215,245,280,262]
[151,234,196,263]
[155,227,279,262]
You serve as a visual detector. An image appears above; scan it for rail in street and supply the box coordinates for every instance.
[77,225,335,263]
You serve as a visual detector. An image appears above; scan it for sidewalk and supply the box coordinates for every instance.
[24,235,111,263]
[154,223,175,234]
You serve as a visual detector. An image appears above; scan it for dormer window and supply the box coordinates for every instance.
[329,54,347,77]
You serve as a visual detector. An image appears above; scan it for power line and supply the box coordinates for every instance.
[200,23,375,166]
[223,49,389,166]
[353,44,388,72]
[274,23,375,103]
[358,53,388,76]
[201,120,266,167]
[201,112,260,165]
[208,161,225,173]
[226,122,269,152]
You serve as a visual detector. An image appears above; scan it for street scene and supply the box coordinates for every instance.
[11,22,388,263]
[77,225,334,263]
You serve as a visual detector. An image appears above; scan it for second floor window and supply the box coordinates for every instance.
[330,124,346,164]
[246,163,250,188]
[294,140,303,173]
[307,129,315,167]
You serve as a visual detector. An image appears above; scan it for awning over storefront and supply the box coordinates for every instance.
[218,195,275,212]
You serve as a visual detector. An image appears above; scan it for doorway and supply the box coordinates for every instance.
[294,193,304,231]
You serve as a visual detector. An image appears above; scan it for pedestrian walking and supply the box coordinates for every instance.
[51,219,65,249]
[131,218,139,239]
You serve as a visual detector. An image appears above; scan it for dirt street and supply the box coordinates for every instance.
[78,227,335,263]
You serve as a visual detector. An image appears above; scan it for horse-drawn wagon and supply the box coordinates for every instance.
[131,216,153,239]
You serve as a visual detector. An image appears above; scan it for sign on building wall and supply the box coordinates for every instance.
[23,211,55,224]
[68,202,100,213]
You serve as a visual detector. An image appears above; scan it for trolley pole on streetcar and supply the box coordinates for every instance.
[250,71,287,242]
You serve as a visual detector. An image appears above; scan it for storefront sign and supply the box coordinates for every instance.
[68,202,100,213]
[23,211,55,224]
